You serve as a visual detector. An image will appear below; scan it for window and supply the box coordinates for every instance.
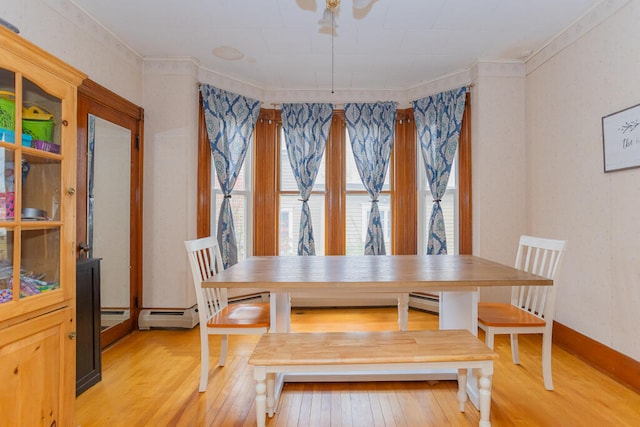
[277,121,392,255]
[199,96,471,258]
[417,153,458,254]
[278,127,326,255]
[361,203,391,243]
[211,147,253,261]
[345,131,392,255]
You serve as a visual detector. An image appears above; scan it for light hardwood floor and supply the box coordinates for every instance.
[76,307,640,426]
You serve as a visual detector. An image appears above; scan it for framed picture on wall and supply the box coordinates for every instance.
[602,103,640,172]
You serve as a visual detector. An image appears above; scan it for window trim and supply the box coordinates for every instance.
[197,93,472,256]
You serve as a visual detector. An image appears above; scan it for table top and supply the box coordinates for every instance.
[203,255,551,292]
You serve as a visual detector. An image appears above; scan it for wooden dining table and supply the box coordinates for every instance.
[203,254,551,408]
[203,254,551,333]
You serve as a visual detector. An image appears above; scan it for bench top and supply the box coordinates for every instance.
[249,330,498,366]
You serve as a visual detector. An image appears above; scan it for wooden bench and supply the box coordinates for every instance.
[248,329,498,427]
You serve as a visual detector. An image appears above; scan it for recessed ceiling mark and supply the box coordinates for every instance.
[212,46,244,61]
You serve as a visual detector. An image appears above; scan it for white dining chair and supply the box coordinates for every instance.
[478,235,567,390]
[185,236,270,392]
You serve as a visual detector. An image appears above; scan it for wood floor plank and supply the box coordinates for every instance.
[349,384,374,427]
[76,307,640,427]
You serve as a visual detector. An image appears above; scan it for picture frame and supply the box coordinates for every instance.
[602,103,640,172]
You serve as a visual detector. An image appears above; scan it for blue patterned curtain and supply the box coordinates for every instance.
[413,87,466,255]
[344,102,396,255]
[281,103,333,256]
[200,84,261,267]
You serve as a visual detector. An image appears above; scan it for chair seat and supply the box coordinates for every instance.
[478,302,546,328]
[208,302,270,328]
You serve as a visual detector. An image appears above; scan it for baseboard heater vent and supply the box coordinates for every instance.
[229,292,269,304]
[409,293,440,314]
[138,306,199,330]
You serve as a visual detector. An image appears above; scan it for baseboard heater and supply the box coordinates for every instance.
[138,292,268,330]
[138,292,436,329]
[138,306,199,330]
[408,292,440,314]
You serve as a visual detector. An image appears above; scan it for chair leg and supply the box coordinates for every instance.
[219,334,229,366]
[484,329,495,350]
[510,333,520,365]
[199,329,209,392]
[542,331,554,390]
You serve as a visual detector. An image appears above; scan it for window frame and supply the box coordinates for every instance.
[197,93,472,256]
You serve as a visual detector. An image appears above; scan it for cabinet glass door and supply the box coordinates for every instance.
[0,70,64,306]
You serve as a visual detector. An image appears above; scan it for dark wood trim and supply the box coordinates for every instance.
[253,110,279,256]
[78,79,143,120]
[393,109,417,255]
[77,79,144,346]
[197,94,210,238]
[553,321,640,393]
[326,113,346,254]
[458,92,472,255]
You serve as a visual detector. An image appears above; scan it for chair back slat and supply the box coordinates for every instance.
[511,235,567,320]
[185,237,227,324]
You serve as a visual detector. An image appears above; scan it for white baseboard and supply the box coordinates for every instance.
[138,306,199,330]
[291,295,397,307]
[408,293,440,314]
[291,293,440,314]
[137,292,437,330]
[137,293,269,330]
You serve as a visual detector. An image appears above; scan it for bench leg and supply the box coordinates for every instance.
[267,372,276,417]
[476,366,493,427]
[254,366,267,427]
[457,368,468,412]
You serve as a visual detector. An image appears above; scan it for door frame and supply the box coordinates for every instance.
[77,79,144,348]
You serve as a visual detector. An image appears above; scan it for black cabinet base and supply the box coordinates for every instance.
[76,258,102,396]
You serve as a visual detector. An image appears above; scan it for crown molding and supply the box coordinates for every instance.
[196,67,473,109]
[43,0,142,69]
[472,60,527,81]
[526,0,631,75]
[142,57,200,79]
[197,66,266,102]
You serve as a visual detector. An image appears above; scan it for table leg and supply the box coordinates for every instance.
[397,293,409,331]
[439,290,478,334]
[271,291,291,332]
[440,290,481,410]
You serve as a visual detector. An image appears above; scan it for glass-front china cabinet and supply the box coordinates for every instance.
[0,25,85,426]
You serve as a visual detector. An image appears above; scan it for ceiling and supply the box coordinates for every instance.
[69,0,602,92]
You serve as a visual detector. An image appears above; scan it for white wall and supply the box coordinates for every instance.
[526,0,640,360]
[141,60,200,309]
[1,0,143,105]
[471,63,528,306]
